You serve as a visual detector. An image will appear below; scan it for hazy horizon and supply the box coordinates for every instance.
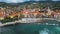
[0,0,60,3]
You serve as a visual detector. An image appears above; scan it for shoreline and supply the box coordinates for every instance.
[0,18,60,27]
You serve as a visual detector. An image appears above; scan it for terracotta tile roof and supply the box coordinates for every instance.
[0,14,4,17]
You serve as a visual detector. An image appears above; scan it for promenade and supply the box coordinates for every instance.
[0,18,60,27]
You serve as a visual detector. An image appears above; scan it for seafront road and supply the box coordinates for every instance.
[0,18,60,27]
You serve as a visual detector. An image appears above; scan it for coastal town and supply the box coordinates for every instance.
[0,0,60,34]
[0,2,60,26]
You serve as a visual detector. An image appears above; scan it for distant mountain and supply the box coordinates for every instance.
[0,1,60,7]
[0,1,60,4]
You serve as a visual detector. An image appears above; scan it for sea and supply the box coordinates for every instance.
[0,20,60,34]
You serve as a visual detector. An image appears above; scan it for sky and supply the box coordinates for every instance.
[0,0,60,3]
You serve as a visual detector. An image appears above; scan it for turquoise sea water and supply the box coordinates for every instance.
[0,20,60,34]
